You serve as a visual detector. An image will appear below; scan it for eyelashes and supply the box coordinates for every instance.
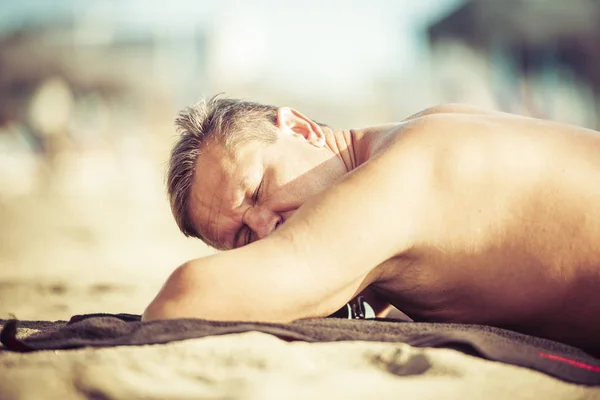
[253,180,263,203]
[245,180,263,245]
[240,178,265,247]
[245,226,251,245]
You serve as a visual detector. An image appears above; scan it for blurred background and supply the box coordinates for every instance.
[1,0,599,320]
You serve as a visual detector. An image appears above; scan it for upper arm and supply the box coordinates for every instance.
[142,236,323,322]
[272,134,425,275]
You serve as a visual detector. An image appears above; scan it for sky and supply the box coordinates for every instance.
[0,0,465,103]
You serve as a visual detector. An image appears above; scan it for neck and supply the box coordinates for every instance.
[322,127,374,173]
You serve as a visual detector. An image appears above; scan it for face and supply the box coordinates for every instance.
[188,109,347,250]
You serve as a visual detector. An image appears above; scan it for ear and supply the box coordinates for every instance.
[276,107,325,147]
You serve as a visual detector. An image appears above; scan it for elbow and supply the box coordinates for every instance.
[142,295,178,321]
[141,263,203,322]
[141,303,165,322]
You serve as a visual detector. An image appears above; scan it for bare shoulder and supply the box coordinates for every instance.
[389,111,600,151]
[364,105,525,160]
[402,103,510,122]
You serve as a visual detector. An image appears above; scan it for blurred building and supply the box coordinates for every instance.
[428,0,600,128]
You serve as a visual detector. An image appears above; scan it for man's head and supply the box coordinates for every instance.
[167,95,348,249]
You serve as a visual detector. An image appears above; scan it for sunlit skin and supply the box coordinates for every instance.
[144,104,600,356]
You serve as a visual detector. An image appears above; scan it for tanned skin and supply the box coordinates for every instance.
[144,104,600,356]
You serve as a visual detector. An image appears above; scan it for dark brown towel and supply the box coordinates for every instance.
[1,315,599,386]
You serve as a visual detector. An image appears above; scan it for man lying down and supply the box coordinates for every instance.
[143,96,600,357]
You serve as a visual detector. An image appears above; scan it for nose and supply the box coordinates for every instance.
[244,206,282,239]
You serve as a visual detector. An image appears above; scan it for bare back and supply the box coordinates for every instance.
[369,113,600,354]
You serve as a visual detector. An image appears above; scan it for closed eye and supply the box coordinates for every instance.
[235,178,264,248]
[253,179,263,203]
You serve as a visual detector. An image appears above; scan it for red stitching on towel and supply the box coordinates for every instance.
[538,352,600,372]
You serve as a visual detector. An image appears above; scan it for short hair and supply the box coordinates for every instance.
[167,95,280,244]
